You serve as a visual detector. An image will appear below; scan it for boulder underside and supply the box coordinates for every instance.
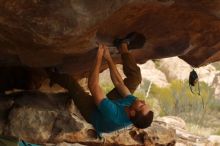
[0,0,220,78]
[1,1,220,145]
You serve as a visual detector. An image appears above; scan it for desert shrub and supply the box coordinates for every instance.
[101,81,148,101]
[215,129,220,135]
[133,90,146,100]
[212,61,220,71]
[148,80,216,125]
[101,82,114,93]
[101,78,219,135]
[152,59,161,68]
[209,99,220,111]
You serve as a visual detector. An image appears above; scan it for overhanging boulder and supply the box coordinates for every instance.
[0,0,220,79]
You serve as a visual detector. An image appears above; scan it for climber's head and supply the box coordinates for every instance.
[128,99,154,129]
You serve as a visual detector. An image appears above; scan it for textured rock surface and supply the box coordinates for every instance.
[155,116,186,130]
[46,143,86,146]
[208,135,220,146]
[0,97,14,135]
[154,117,220,146]
[2,91,95,144]
[7,106,58,143]
[1,0,220,79]
[0,91,176,145]
[159,57,192,82]
[138,60,169,87]
[0,91,219,146]
[158,57,217,85]
[196,65,217,86]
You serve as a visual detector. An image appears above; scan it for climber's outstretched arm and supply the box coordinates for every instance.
[104,46,131,97]
[88,44,106,105]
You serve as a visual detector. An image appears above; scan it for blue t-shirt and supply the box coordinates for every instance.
[89,95,136,134]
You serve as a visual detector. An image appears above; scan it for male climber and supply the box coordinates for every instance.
[47,34,154,134]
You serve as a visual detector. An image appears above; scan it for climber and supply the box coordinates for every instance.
[88,43,154,133]
[47,33,154,135]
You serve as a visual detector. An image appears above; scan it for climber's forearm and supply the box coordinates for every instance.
[88,54,102,88]
[105,55,131,97]
[88,45,105,105]
[106,57,124,85]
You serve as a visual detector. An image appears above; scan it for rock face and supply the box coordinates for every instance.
[0,1,220,145]
[0,91,219,146]
[159,57,192,82]
[1,0,220,79]
[138,60,169,87]
[159,57,217,85]
[0,91,176,146]
[154,116,220,146]
[1,91,97,144]
[46,143,86,146]
[136,57,218,89]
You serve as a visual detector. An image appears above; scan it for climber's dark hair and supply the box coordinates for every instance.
[130,110,154,129]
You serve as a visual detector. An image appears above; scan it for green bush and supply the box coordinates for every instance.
[212,61,220,71]
[215,129,220,135]
[148,80,216,125]
[133,90,146,100]
[152,59,161,68]
[101,82,114,93]
[101,79,219,135]
[209,99,220,111]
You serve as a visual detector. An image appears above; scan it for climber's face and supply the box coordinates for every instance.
[129,99,150,117]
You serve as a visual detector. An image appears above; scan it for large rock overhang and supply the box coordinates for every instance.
[0,0,220,78]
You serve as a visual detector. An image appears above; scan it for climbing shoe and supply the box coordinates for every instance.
[113,32,146,50]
